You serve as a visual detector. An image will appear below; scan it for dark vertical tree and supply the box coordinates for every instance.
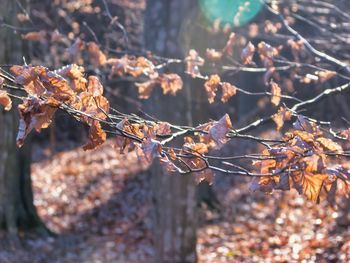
[0,0,46,236]
[144,1,198,262]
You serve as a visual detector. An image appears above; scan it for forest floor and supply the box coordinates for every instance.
[0,139,350,263]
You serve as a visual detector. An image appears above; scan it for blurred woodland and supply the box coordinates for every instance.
[1,0,350,262]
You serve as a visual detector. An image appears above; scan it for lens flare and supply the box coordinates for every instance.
[199,0,263,27]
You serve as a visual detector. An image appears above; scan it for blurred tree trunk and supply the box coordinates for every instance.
[144,1,198,262]
[0,0,46,236]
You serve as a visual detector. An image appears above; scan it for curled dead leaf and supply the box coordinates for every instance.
[17,97,57,147]
[83,121,107,150]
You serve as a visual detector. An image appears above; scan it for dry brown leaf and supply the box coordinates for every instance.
[272,107,292,130]
[87,76,104,97]
[87,42,107,66]
[155,122,171,136]
[10,65,38,85]
[135,79,158,99]
[79,92,109,124]
[340,128,350,141]
[38,67,75,102]
[22,31,46,41]
[17,98,57,147]
[270,80,281,106]
[316,137,343,153]
[158,74,183,95]
[258,41,280,58]
[56,64,87,92]
[293,130,315,144]
[221,82,237,103]
[206,48,223,62]
[183,142,209,154]
[83,121,107,150]
[107,56,156,78]
[316,70,337,83]
[208,114,232,148]
[292,172,328,202]
[17,13,30,22]
[0,90,12,111]
[204,74,221,104]
[185,49,205,77]
[303,154,325,173]
[240,42,255,65]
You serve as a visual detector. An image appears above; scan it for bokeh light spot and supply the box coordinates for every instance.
[199,0,263,27]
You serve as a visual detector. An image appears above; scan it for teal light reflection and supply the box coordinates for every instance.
[199,0,263,27]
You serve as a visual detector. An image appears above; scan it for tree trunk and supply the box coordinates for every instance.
[144,1,198,262]
[0,0,46,236]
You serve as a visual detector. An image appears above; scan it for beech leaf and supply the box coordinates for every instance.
[83,121,107,150]
[208,114,232,148]
[204,74,221,104]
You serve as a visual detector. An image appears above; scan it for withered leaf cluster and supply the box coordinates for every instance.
[252,116,349,203]
[10,64,109,149]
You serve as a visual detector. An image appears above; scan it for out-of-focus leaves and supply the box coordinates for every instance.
[221,82,237,103]
[241,42,255,65]
[185,49,205,77]
[316,70,337,83]
[204,74,221,104]
[208,114,232,149]
[222,32,236,56]
[0,90,12,111]
[22,30,46,41]
[135,79,158,99]
[158,73,183,95]
[87,76,104,97]
[87,42,107,66]
[270,80,281,106]
[206,48,223,62]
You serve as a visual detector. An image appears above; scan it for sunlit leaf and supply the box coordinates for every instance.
[204,74,221,104]
[83,121,107,150]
